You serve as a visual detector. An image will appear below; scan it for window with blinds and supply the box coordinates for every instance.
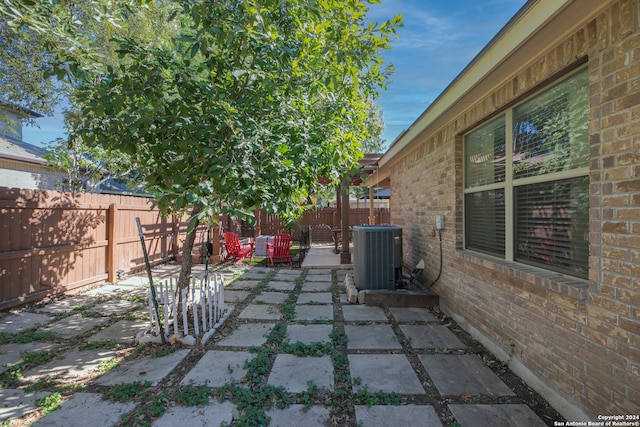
[515,177,589,278]
[464,67,589,279]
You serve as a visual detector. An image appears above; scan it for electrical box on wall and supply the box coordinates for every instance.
[436,215,445,230]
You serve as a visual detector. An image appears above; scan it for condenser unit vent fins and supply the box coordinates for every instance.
[352,225,402,290]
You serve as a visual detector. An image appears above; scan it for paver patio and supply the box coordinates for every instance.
[0,262,560,426]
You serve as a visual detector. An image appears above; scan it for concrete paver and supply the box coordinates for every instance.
[238,304,282,320]
[180,350,254,387]
[304,273,332,282]
[235,269,271,280]
[22,347,118,381]
[152,401,234,427]
[448,404,547,427]
[43,315,109,339]
[348,354,425,394]
[355,405,442,427]
[81,284,133,296]
[342,305,388,322]
[265,405,331,427]
[400,325,466,350]
[0,313,52,334]
[96,349,190,386]
[91,300,139,315]
[224,290,251,303]
[0,342,58,374]
[389,307,439,323]
[254,291,289,304]
[227,280,261,290]
[267,281,297,291]
[87,319,150,343]
[273,270,302,281]
[419,354,515,396]
[300,281,332,292]
[34,296,93,314]
[1,266,554,427]
[216,323,274,347]
[285,324,332,344]
[0,389,50,422]
[296,292,332,305]
[344,324,402,350]
[32,392,136,427]
[294,305,333,321]
[115,276,150,286]
[268,354,333,393]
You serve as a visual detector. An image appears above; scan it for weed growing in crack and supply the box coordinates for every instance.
[279,292,299,320]
[354,384,401,407]
[244,349,274,385]
[175,385,211,406]
[97,358,120,373]
[149,394,169,418]
[20,351,54,365]
[7,331,58,344]
[299,381,319,410]
[330,329,348,346]
[25,376,54,392]
[80,340,120,350]
[282,341,331,357]
[36,392,61,415]
[104,381,151,402]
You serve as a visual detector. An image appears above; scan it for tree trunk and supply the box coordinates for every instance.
[177,204,204,291]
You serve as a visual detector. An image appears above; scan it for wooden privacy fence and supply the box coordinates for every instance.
[0,187,390,311]
[225,207,391,241]
[0,187,205,311]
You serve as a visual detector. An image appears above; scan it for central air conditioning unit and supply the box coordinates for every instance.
[352,225,402,290]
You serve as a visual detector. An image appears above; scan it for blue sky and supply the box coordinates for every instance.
[370,0,526,146]
[23,0,526,149]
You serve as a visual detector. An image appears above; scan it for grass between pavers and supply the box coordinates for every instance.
[10,267,393,426]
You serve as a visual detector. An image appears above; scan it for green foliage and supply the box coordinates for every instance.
[80,340,120,350]
[175,385,211,406]
[11,331,57,344]
[330,329,349,347]
[97,358,120,372]
[26,376,54,392]
[282,341,332,357]
[354,384,401,407]
[1,0,401,289]
[0,332,12,344]
[104,381,151,402]
[280,292,299,320]
[20,351,54,365]
[36,392,62,415]
[0,20,59,128]
[299,381,319,410]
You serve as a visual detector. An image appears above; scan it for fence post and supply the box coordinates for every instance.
[107,203,117,283]
[369,186,375,225]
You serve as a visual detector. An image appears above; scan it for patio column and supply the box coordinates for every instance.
[335,185,342,228]
[340,176,351,264]
[369,186,375,225]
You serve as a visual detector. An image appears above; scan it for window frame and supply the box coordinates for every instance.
[462,67,589,277]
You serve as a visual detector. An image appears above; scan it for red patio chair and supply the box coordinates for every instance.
[266,233,292,266]
[223,232,254,263]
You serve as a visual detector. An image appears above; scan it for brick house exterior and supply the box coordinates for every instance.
[368,0,639,420]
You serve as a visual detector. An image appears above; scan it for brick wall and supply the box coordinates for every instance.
[388,0,639,418]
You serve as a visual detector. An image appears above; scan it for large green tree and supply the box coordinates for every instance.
[2,0,401,293]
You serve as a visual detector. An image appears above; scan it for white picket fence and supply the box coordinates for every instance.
[147,272,225,341]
